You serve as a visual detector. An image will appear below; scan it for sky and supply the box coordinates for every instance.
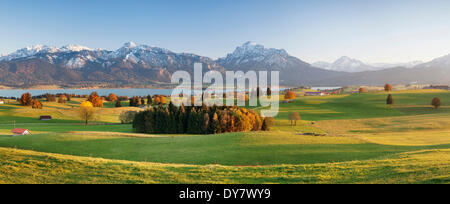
[1,0,450,63]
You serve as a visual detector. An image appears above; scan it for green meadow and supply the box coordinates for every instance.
[0,89,449,183]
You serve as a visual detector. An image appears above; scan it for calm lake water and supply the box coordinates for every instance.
[0,88,175,98]
[0,87,291,98]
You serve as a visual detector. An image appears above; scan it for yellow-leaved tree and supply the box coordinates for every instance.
[79,101,96,125]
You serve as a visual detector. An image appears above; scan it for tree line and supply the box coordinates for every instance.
[132,102,274,134]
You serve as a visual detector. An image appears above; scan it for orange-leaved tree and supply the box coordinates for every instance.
[359,87,366,93]
[31,99,43,109]
[88,92,103,107]
[284,90,296,101]
[107,93,118,102]
[384,84,393,92]
[19,92,33,106]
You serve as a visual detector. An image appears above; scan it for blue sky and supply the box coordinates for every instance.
[1,0,450,63]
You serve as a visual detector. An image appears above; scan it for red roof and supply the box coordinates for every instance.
[12,128,28,134]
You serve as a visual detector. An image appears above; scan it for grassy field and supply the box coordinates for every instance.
[0,89,449,183]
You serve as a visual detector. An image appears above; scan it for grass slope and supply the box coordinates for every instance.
[0,147,448,184]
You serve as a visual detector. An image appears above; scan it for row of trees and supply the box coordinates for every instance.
[19,93,43,109]
[386,94,442,109]
[132,103,274,134]
[360,84,393,93]
[128,95,167,107]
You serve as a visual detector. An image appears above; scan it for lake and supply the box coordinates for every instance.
[0,87,287,98]
[0,88,175,98]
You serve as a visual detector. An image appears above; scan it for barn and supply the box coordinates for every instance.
[39,115,52,120]
[12,128,31,136]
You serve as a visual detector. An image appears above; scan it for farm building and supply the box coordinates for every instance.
[39,115,52,120]
[305,92,326,96]
[423,85,450,90]
[12,128,31,136]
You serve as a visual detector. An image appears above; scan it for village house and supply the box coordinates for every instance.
[305,92,326,96]
[12,128,31,136]
[423,85,450,90]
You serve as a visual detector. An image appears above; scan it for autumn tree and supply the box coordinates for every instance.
[112,99,120,107]
[78,101,96,125]
[45,94,56,102]
[19,93,33,106]
[288,112,301,126]
[88,92,103,107]
[384,84,393,92]
[284,90,296,101]
[431,97,441,109]
[262,117,275,131]
[58,95,66,104]
[386,94,394,105]
[129,96,141,107]
[119,111,137,124]
[159,96,167,105]
[147,95,152,105]
[359,87,366,93]
[107,93,118,102]
[31,99,43,109]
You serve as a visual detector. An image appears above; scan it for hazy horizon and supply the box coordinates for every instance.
[1,0,450,63]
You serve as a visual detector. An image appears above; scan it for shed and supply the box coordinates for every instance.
[39,115,52,120]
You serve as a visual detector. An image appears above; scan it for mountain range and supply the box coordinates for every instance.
[312,56,423,73]
[0,41,449,87]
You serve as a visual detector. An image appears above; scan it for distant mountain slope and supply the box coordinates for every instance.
[0,42,449,87]
[313,64,450,86]
[313,56,423,73]
[0,42,225,87]
[217,42,345,85]
[312,56,377,73]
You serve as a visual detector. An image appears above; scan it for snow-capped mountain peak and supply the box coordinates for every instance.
[421,54,450,68]
[232,41,288,57]
[312,56,427,73]
[122,41,137,49]
[60,44,92,52]
[312,56,373,73]
[217,41,308,71]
